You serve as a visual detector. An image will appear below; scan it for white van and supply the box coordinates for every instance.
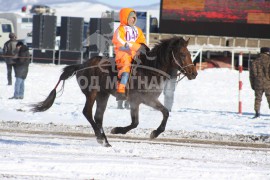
[0,18,14,51]
[0,12,33,41]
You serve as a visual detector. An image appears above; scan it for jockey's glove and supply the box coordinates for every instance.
[120,43,130,51]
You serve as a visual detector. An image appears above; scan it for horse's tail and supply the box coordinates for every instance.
[31,64,83,112]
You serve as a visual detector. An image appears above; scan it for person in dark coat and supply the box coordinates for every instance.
[249,47,270,118]
[3,33,18,85]
[9,41,30,99]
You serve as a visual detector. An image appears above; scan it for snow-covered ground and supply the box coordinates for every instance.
[0,131,269,179]
[1,62,270,179]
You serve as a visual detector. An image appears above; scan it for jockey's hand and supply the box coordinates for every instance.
[120,43,130,51]
[120,46,130,51]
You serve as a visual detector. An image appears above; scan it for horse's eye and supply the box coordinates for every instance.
[180,54,186,59]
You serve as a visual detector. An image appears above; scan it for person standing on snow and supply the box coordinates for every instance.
[249,47,270,118]
[3,33,18,85]
[112,8,146,100]
[9,41,30,100]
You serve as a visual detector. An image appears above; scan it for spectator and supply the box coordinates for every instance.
[9,41,30,100]
[163,69,178,112]
[249,47,270,118]
[3,33,18,85]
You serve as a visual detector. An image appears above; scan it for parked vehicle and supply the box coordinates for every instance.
[0,12,33,41]
[0,18,14,53]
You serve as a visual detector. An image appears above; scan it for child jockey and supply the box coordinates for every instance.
[112,8,146,100]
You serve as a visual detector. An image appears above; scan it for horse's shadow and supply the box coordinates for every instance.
[0,138,60,146]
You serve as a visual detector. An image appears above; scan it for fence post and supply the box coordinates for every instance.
[109,45,114,58]
[231,50,235,70]
[146,11,150,47]
[238,52,243,114]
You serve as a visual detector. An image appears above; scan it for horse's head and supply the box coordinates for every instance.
[171,38,197,80]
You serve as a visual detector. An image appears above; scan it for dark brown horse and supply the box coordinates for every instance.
[32,37,197,146]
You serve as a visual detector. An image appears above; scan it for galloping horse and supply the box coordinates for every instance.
[32,37,198,146]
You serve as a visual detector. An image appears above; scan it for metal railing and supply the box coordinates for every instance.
[149,33,268,70]
[149,33,270,48]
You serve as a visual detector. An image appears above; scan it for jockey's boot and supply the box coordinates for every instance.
[116,83,126,101]
[252,111,260,119]
[116,93,126,101]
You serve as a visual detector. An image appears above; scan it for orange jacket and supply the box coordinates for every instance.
[112,8,146,53]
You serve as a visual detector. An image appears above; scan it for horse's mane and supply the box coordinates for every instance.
[136,36,187,75]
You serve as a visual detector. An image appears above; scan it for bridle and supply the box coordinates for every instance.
[171,51,194,82]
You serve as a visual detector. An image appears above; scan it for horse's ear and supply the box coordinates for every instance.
[186,38,190,45]
[141,43,150,52]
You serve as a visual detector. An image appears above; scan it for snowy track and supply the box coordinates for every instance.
[1,120,270,146]
[0,130,270,179]
[1,125,270,150]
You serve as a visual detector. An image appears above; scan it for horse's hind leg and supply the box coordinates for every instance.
[144,99,169,139]
[94,92,111,147]
[82,90,104,145]
[111,102,140,134]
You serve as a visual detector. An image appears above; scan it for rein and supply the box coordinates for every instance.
[172,51,194,83]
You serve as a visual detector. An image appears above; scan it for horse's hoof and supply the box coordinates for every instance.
[104,143,112,147]
[150,130,158,139]
[111,127,118,134]
[111,127,125,134]
[96,138,104,144]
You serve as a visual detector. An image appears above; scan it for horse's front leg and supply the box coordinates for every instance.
[95,93,111,147]
[111,102,140,135]
[144,99,169,139]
